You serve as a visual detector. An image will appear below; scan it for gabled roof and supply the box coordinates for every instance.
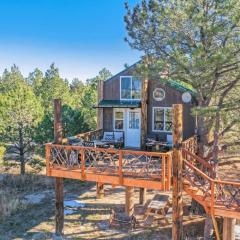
[104,61,196,95]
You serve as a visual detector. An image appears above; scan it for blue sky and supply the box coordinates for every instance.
[0,0,141,81]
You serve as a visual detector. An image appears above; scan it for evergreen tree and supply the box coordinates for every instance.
[125,0,240,162]
[0,65,43,174]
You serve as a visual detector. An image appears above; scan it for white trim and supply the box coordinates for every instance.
[120,76,141,101]
[113,108,125,131]
[152,107,172,133]
[153,88,165,101]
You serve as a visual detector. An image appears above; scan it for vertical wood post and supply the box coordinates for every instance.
[125,186,134,216]
[172,104,183,240]
[223,218,236,240]
[139,188,146,205]
[54,99,64,236]
[141,75,149,149]
[97,80,103,129]
[96,182,105,199]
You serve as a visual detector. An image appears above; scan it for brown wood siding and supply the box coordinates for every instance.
[103,108,113,131]
[103,68,134,100]
[147,80,195,141]
[101,66,195,141]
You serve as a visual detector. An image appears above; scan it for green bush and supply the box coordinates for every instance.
[28,154,45,171]
[0,146,6,166]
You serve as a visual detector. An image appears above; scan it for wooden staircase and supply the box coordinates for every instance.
[182,147,240,219]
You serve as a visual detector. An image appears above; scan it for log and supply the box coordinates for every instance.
[96,182,104,199]
[139,188,146,205]
[54,99,64,236]
[97,80,104,129]
[172,104,183,240]
[141,61,149,149]
[125,186,135,216]
[223,217,236,240]
[55,177,64,235]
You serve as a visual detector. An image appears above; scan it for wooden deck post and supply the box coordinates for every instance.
[172,104,183,240]
[96,182,105,199]
[54,99,64,236]
[125,186,135,216]
[223,218,236,240]
[141,65,149,149]
[97,80,103,129]
[139,188,146,205]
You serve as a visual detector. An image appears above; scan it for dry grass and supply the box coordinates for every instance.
[0,173,53,222]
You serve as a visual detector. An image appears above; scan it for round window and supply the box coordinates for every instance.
[153,88,165,101]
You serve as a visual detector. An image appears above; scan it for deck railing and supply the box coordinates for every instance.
[182,135,198,154]
[182,148,240,214]
[45,143,172,190]
[62,129,103,144]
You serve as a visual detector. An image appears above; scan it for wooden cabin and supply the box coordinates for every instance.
[96,63,196,149]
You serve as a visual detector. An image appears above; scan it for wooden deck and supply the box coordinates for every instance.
[46,135,240,219]
[46,144,172,191]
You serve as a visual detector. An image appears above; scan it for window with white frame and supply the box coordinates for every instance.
[152,107,172,132]
[114,110,124,130]
[120,76,141,100]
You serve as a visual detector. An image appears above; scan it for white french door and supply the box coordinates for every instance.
[113,108,141,148]
[125,109,141,148]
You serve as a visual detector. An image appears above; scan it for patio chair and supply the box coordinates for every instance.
[83,141,95,147]
[166,134,173,148]
[113,131,124,148]
[101,132,114,142]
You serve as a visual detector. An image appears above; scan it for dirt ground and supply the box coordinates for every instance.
[0,155,239,240]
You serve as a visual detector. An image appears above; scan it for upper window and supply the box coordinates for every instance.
[153,107,172,132]
[153,88,165,101]
[120,76,141,100]
[114,110,124,130]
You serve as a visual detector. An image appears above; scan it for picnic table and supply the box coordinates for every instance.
[93,140,122,149]
[144,194,171,226]
[146,140,168,152]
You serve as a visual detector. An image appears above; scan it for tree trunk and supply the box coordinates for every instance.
[204,215,214,240]
[19,128,25,175]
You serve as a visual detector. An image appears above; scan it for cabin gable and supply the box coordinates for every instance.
[99,63,196,147]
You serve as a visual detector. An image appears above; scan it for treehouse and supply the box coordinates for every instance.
[95,63,196,149]
[45,63,240,239]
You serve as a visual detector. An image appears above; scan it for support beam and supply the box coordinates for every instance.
[97,80,104,129]
[223,218,236,240]
[55,177,64,235]
[141,60,149,149]
[96,182,104,199]
[125,186,134,216]
[54,99,64,236]
[139,188,146,205]
[172,104,183,240]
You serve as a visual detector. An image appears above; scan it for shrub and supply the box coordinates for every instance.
[28,155,45,171]
[0,146,6,166]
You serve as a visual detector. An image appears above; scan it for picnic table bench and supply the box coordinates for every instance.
[144,194,171,226]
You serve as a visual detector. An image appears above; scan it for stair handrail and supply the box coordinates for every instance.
[183,148,240,212]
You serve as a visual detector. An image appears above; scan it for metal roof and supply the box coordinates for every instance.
[95,100,141,108]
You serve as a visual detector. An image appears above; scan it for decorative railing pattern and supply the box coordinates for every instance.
[214,180,240,209]
[182,135,198,154]
[62,129,103,144]
[46,143,172,190]
[182,148,214,178]
[182,148,240,213]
